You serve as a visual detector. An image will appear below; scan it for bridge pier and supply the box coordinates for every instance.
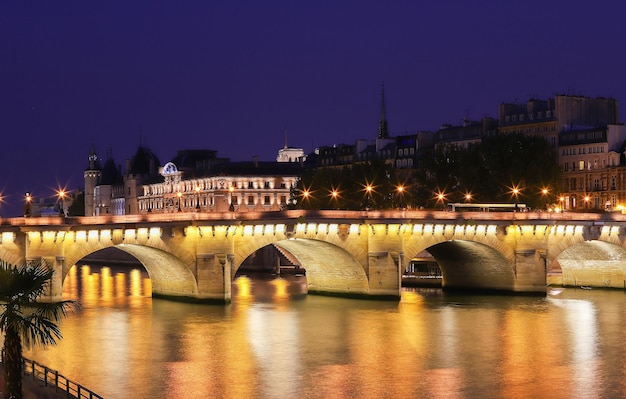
[194,253,233,303]
[367,251,402,299]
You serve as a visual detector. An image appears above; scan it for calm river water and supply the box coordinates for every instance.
[23,265,626,399]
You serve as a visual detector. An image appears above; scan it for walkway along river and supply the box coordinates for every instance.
[18,264,626,399]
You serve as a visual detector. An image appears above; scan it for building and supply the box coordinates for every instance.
[559,124,626,210]
[137,159,301,214]
[85,145,302,216]
[435,117,498,149]
[498,95,624,210]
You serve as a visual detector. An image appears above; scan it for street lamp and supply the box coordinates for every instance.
[365,184,373,210]
[435,189,446,210]
[229,186,235,212]
[57,189,66,217]
[24,192,32,217]
[559,196,565,212]
[464,192,472,203]
[301,189,311,209]
[177,191,182,212]
[329,188,339,209]
[584,195,590,209]
[396,185,405,209]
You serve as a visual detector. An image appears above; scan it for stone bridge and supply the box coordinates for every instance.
[1,210,625,302]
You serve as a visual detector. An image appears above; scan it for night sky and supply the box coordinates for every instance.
[1,1,624,216]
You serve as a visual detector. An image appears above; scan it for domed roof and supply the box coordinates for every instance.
[128,146,160,176]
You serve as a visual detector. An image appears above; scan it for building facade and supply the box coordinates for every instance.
[85,146,302,216]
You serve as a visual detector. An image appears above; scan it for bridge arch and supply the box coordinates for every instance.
[551,240,626,288]
[273,239,369,296]
[234,237,370,297]
[418,240,516,292]
[64,244,198,299]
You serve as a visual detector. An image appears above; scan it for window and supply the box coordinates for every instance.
[264,181,270,188]
[248,182,254,188]
[264,196,270,205]
[248,196,255,205]
[579,161,585,171]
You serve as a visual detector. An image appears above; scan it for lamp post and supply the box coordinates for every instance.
[396,185,404,209]
[510,184,521,211]
[584,195,590,210]
[301,189,310,210]
[365,184,373,210]
[24,192,32,217]
[435,190,446,211]
[330,188,339,209]
[57,189,66,217]
[559,196,565,212]
[464,192,472,203]
[229,186,235,212]
[177,191,182,212]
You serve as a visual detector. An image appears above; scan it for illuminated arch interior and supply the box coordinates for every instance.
[554,240,626,287]
[425,240,515,291]
[73,244,197,298]
[273,238,369,295]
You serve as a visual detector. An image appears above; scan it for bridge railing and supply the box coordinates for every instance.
[15,356,104,399]
[2,209,626,227]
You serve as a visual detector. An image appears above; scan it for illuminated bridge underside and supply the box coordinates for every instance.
[428,240,515,292]
[114,244,198,298]
[557,241,626,288]
[274,239,369,296]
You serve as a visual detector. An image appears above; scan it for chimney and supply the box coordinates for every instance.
[253,155,259,167]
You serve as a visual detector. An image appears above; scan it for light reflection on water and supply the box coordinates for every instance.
[22,266,626,399]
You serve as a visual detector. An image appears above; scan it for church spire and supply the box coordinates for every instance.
[377,82,389,139]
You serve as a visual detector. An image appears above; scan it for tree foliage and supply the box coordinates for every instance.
[0,260,76,399]
[287,160,411,210]
[417,133,561,209]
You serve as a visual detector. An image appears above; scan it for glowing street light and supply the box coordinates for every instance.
[57,189,67,217]
[464,192,472,202]
[396,185,405,209]
[364,183,374,210]
[584,195,591,209]
[540,187,549,210]
[435,189,447,210]
[177,191,182,212]
[24,192,32,217]
[329,188,340,209]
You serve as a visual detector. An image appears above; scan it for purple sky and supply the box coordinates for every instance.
[1,1,625,216]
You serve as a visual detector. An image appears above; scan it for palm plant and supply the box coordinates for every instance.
[0,259,76,399]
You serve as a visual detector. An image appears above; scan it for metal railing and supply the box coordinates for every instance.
[21,356,104,399]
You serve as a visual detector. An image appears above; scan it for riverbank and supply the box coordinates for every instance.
[0,365,70,399]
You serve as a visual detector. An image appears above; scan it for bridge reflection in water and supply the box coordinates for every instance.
[23,265,626,399]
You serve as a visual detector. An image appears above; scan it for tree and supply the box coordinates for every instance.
[416,134,561,209]
[0,260,76,399]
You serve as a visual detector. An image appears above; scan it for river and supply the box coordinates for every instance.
[22,265,626,399]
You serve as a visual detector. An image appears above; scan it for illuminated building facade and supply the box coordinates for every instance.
[85,146,301,215]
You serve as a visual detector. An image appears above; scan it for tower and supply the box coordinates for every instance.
[377,83,389,139]
[84,144,101,216]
